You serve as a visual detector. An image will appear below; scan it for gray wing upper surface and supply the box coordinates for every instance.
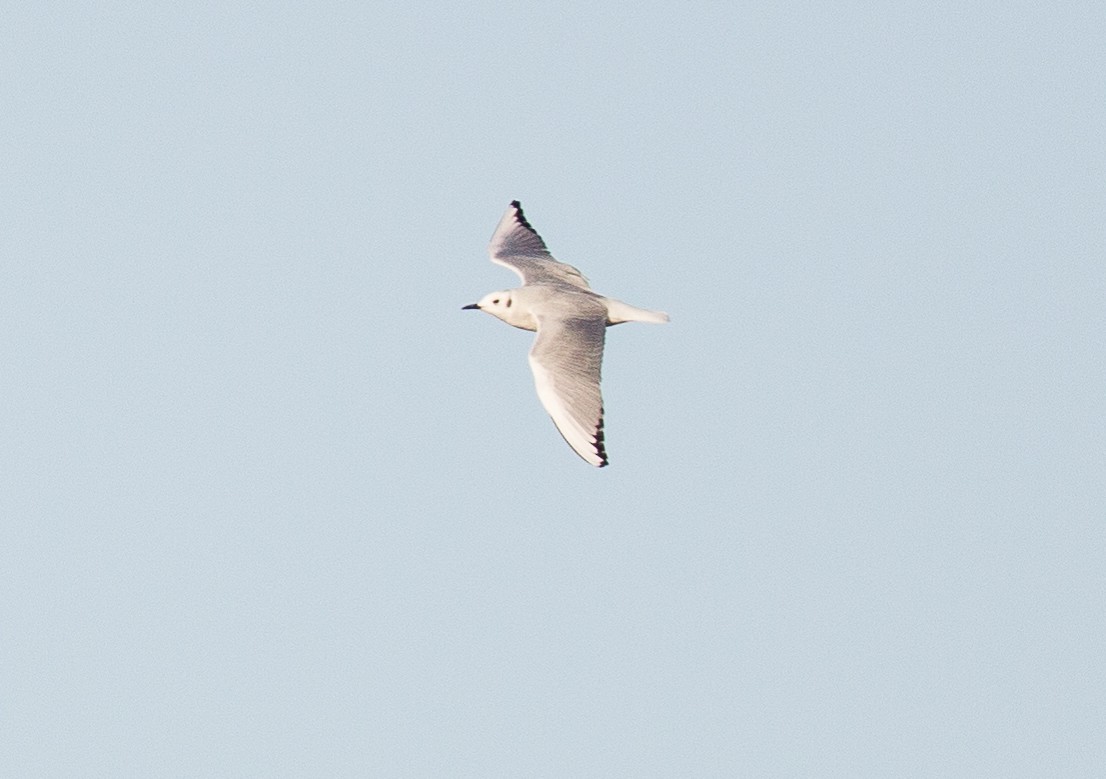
[527,310,608,467]
[488,201,591,289]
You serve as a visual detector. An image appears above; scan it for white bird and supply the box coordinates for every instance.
[463,201,668,467]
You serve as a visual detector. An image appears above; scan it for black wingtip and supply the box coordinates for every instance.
[594,408,608,467]
[510,200,538,234]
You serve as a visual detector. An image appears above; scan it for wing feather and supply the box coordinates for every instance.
[527,313,608,467]
[488,201,591,289]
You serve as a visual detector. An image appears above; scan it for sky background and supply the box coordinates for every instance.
[3,1,1105,775]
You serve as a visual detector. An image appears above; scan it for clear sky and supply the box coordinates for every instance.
[3,2,1104,775]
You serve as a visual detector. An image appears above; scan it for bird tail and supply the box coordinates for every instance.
[605,299,670,325]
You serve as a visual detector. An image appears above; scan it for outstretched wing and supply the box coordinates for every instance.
[488,201,591,289]
[528,312,608,467]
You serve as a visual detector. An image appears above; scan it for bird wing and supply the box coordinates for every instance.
[527,312,608,467]
[488,201,591,289]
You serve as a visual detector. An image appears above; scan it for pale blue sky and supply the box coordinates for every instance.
[3,2,1104,775]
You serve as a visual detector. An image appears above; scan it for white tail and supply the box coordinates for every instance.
[605,298,670,325]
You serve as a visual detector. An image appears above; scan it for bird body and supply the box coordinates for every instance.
[471,284,668,332]
[464,201,668,467]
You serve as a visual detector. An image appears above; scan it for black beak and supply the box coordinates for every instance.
[461,303,480,310]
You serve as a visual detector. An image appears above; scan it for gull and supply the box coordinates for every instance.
[463,200,668,467]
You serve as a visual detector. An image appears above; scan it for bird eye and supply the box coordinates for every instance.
[493,299,499,304]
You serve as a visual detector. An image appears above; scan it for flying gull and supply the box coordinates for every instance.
[463,201,668,467]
